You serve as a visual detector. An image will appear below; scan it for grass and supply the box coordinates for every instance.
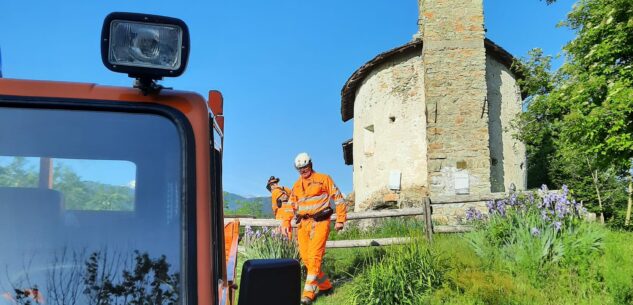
[313,281,354,305]
[316,226,633,305]
[314,247,391,305]
[329,217,426,241]
[235,201,633,305]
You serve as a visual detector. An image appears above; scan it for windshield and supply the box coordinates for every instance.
[0,106,184,305]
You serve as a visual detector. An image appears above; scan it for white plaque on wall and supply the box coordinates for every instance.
[389,171,401,191]
[454,171,469,195]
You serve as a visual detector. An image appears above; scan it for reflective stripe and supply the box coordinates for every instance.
[306,275,317,281]
[334,199,345,205]
[298,193,328,203]
[304,284,318,292]
[298,202,327,212]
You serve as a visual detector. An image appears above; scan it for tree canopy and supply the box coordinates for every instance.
[515,0,632,226]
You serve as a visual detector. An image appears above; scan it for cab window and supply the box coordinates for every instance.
[0,105,187,305]
[0,157,136,211]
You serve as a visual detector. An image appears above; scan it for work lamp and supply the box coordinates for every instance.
[101,12,190,80]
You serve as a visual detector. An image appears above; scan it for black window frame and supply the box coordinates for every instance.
[0,95,199,305]
[209,115,224,305]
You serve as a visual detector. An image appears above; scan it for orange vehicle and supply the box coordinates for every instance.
[0,12,299,305]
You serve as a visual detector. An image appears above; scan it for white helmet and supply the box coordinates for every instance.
[294,152,312,169]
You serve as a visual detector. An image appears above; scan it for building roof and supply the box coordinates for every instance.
[340,38,522,122]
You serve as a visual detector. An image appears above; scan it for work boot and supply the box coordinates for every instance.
[300,297,313,305]
[317,287,334,297]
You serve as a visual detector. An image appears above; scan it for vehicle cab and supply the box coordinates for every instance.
[0,12,298,305]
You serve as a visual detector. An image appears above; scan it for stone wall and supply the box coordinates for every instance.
[347,0,528,211]
[430,193,505,225]
[420,0,491,196]
[352,52,428,211]
[486,55,527,191]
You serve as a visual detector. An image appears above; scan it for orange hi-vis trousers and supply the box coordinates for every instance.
[297,217,333,300]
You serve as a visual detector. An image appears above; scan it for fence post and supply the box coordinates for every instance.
[423,197,433,243]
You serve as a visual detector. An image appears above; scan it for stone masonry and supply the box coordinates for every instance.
[420,0,491,196]
[339,0,527,220]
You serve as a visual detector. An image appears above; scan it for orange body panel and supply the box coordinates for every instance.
[0,78,218,305]
[222,221,240,305]
[208,90,224,133]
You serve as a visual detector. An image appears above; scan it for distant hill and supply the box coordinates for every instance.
[223,191,273,218]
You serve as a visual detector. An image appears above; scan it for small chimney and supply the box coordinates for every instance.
[416,0,485,42]
[420,0,491,196]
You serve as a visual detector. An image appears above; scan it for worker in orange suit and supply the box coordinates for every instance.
[266,176,294,237]
[289,153,346,305]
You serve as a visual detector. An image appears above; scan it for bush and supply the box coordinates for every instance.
[349,238,446,305]
[241,226,299,260]
[466,185,604,284]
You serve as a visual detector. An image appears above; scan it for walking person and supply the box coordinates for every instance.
[266,176,294,237]
[288,153,347,304]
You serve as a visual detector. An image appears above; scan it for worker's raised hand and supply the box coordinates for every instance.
[334,222,344,232]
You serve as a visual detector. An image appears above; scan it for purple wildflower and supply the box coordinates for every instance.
[543,193,557,209]
[554,221,562,232]
[509,193,518,206]
[486,200,495,213]
[541,209,550,221]
[555,202,565,219]
[496,200,506,217]
[465,207,483,221]
[531,227,540,237]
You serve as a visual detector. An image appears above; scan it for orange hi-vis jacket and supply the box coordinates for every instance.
[289,172,346,223]
[271,186,294,222]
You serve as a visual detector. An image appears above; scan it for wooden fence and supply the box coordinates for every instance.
[225,198,474,248]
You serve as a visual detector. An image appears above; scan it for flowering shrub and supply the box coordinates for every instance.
[466,185,604,283]
[241,226,300,260]
[471,185,587,233]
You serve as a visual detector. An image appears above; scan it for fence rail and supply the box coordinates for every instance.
[226,198,474,248]
[224,207,428,227]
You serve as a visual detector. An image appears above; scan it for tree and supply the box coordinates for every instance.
[0,157,134,211]
[83,251,180,305]
[515,0,633,226]
[0,157,38,187]
[234,199,264,218]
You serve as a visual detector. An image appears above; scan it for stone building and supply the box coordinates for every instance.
[340,0,527,215]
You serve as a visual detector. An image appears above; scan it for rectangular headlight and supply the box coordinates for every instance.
[101,12,190,78]
[110,21,182,70]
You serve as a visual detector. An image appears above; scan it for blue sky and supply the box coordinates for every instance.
[0,0,575,197]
